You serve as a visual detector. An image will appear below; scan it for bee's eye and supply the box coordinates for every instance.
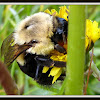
[31,40,38,44]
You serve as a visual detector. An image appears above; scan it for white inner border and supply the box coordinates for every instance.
[0,2,100,5]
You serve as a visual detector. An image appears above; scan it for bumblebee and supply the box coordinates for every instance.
[1,12,68,85]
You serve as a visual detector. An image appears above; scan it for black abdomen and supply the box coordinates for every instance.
[17,53,53,85]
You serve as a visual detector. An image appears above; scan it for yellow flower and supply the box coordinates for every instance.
[48,67,63,84]
[92,21,100,42]
[45,9,58,16]
[58,6,69,21]
[43,6,100,84]
[44,9,51,14]
[44,6,69,21]
[85,19,100,50]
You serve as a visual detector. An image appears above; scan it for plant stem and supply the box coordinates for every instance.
[65,5,86,95]
[84,47,94,95]
[0,61,19,95]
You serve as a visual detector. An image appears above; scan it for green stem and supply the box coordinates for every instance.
[65,5,86,95]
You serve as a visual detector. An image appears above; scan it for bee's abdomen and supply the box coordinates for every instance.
[17,53,53,85]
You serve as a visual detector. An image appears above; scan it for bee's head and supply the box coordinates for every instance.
[52,17,68,46]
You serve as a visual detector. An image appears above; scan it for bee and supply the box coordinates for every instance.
[1,12,68,85]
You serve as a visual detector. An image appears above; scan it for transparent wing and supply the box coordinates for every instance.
[1,33,14,58]
[1,33,32,67]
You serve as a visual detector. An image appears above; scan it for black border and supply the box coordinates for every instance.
[0,0,100,2]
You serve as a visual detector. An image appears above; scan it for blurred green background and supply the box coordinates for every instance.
[0,5,100,95]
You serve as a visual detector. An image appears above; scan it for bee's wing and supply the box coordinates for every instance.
[1,33,14,57]
[1,33,32,67]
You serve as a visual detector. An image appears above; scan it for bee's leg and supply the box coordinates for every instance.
[35,56,66,67]
[34,56,54,80]
[54,61,66,67]
[35,56,54,67]
[34,64,40,80]
[57,76,65,81]
[54,44,67,54]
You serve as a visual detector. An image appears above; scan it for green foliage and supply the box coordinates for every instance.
[0,5,100,95]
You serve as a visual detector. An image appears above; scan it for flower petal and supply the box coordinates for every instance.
[49,67,61,77]
[44,9,51,15]
[92,21,100,43]
[42,66,49,73]
[51,9,58,16]
[85,19,100,50]
[59,6,69,21]
[52,68,62,84]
